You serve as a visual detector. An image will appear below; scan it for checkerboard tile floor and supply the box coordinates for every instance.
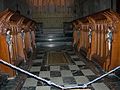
[22,48,110,90]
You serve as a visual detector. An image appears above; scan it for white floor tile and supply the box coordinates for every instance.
[50,66,60,71]
[33,59,43,63]
[71,55,78,58]
[39,71,50,78]
[92,83,110,90]
[36,86,50,90]
[37,54,44,57]
[64,84,78,87]
[30,66,41,72]
[69,65,80,70]
[50,77,63,85]
[74,76,89,84]
[75,61,85,65]
[61,70,73,77]
[23,78,37,87]
[81,69,95,76]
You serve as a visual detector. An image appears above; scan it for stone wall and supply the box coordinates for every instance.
[30,0,75,29]
[0,0,117,29]
[0,0,4,12]
[74,0,116,18]
[32,13,74,29]
[3,0,30,17]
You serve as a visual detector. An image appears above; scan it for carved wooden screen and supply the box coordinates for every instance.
[28,0,74,14]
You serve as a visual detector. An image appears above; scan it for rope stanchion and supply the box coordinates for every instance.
[0,59,120,90]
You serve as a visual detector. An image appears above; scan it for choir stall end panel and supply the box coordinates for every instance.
[105,10,120,70]
[109,20,120,70]
[79,18,94,58]
[22,18,34,56]
[9,15,26,65]
[72,21,80,50]
[0,9,16,77]
[31,23,36,51]
[88,12,109,69]
[76,20,84,53]
[89,10,120,71]
[100,10,120,71]
[0,9,36,77]
[0,34,16,77]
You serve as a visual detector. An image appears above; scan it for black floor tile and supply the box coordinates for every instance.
[37,52,44,54]
[43,77,50,81]
[30,72,39,76]
[36,56,43,59]
[68,52,76,55]
[32,62,42,66]
[50,71,61,77]
[37,81,45,86]
[21,87,36,90]
[78,65,88,69]
[106,75,120,82]
[50,86,61,90]
[73,58,80,61]
[71,70,84,76]
[66,49,73,51]
[63,77,77,84]
[60,66,70,70]
[87,75,103,83]
[71,60,76,65]
[37,81,42,86]
[107,81,120,90]
[40,66,50,71]
[87,85,95,90]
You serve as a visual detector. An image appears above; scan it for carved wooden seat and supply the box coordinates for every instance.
[22,18,33,55]
[72,9,120,71]
[0,9,36,77]
[72,20,81,51]
[8,12,26,65]
[0,9,16,77]
[78,17,94,57]
[89,9,120,71]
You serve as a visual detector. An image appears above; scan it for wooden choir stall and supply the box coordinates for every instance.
[22,17,36,57]
[72,20,81,51]
[72,9,120,71]
[78,17,94,57]
[0,9,36,77]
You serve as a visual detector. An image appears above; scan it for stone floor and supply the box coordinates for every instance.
[0,46,119,90]
[0,59,32,90]
[21,46,120,90]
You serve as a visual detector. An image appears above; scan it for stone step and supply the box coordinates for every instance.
[35,33,65,38]
[35,28,72,48]
[35,37,73,42]
[36,42,72,48]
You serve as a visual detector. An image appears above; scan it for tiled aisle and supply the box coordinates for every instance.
[22,47,110,90]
